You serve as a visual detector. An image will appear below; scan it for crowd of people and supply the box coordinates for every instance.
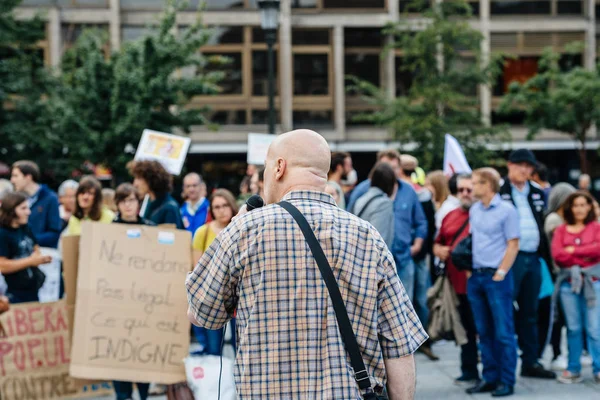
[0,136,599,399]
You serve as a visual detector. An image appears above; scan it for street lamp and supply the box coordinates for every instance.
[257,0,280,135]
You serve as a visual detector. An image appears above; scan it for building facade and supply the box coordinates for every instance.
[15,0,600,186]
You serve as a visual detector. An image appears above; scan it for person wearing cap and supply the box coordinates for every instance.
[499,149,556,379]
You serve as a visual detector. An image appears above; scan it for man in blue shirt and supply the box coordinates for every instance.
[467,168,520,397]
[499,149,555,380]
[348,149,428,301]
[10,161,61,248]
[180,173,210,238]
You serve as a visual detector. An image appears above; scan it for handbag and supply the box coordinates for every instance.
[278,201,388,400]
[435,217,470,276]
[450,234,473,271]
[166,382,195,400]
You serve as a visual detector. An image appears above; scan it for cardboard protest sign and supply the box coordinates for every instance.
[247,133,275,165]
[38,248,62,303]
[0,301,112,400]
[134,129,191,175]
[70,222,192,384]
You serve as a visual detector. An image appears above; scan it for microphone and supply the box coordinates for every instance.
[246,194,265,211]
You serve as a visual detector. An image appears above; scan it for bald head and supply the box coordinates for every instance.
[263,130,331,204]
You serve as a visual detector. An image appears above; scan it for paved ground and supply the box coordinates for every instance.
[415,339,600,400]
[90,337,600,400]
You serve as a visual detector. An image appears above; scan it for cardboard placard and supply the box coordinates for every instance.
[70,222,191,384]
[134,129,191,176]
[247,133,275,165]
[0,301,113,400]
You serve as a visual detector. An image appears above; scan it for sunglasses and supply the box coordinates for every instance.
[458,188,472,194]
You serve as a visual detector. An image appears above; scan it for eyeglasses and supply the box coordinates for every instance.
[458,188,472,194]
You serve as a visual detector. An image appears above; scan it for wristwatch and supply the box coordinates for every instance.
[496,269,506,279]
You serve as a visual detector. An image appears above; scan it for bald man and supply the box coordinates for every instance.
[186,130,426,400]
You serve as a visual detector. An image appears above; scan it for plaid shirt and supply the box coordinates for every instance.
[186,190,427,399]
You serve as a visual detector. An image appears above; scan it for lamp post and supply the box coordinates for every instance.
[257,0,280,135]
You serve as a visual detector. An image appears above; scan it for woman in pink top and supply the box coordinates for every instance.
[551,191,600,384]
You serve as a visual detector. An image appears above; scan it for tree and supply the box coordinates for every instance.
[49,0,224,182]
[499,44,600,174]
[0,0,57,179]
[347,0,507,171]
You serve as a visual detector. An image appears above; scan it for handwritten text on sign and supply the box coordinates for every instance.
[0,301,111,400]
[70,223,191,384]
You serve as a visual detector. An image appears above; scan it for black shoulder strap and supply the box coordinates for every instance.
[278,201,375,396]
[450,217,470,247]
[355,193,385,219]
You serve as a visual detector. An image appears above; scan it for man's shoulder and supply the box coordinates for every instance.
[37,185,58,203]
[445,207,468,221]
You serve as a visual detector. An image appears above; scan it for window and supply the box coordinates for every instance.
[396,57,413,96]
[291,0,318,7]
[323,0,385,7]
[210,110,247,125]
[206,27,244,45]
[61,24,109,52]
[345,28,383,48]
[203,53,243,95]
[121,26,154,43]
[494,57,539,96]
[490,0,551,15]
[120,0,165,10]
[293,111,334,128]
[557,0,583,15]
[345,54,380,90]
[399,0,431,13]
[293,54,329,95]
[252,50,279,96]
[202,0,246,9]
[252,110,281,124]
[292,29,330,45]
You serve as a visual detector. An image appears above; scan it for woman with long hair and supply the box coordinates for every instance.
[552,191,600,384]
[0,192,51,303]
[192,189,238,356]
[65,176,115,236]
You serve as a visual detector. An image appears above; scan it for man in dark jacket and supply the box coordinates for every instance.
[499,149,555,379]
[10,161,61,248]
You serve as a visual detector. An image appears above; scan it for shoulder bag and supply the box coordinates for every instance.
[436,217,470,275]
[278,201,388,400]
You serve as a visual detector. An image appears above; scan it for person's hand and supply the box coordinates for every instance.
[232,204,248,222]
[0,296,9,314]
[435,246,450,261]
[466,271,472,279]
[410,243,422,256]
[29,249,52,266]
[565,246,575,254]
[492,270,506,282]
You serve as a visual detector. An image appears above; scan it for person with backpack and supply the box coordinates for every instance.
[351,162,396,248]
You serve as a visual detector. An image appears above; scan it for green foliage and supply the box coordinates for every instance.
[347,0,507,171]
[0,0,58,179]
[499,43,600,173]
[49,0,223,181]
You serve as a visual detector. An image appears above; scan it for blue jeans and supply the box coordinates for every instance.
[511,252,542,366]
[396,257,415,301]
[560,281,600,375]
[467,270,517,387]
[113,381,149,400]
[413,258,431,327]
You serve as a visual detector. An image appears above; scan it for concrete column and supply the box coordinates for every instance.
[333,25,345,140]
[109,0,121,52]
[479,0,492,126]
[386,0,399,101]
[48,7,61,68]
[279,0,293,132]
[585,0,596,71]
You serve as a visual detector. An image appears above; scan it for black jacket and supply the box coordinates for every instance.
[144,194,184,229]
[499,179,551,266]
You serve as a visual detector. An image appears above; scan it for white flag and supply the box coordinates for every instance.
[443,134,472,176]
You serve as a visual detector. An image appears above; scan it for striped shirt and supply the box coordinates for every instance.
[186,190,427,399]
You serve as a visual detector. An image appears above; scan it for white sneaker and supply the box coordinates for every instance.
[551,356,567,371]
[581,353,593,367]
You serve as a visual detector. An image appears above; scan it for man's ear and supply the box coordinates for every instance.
[275,158,286,181]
